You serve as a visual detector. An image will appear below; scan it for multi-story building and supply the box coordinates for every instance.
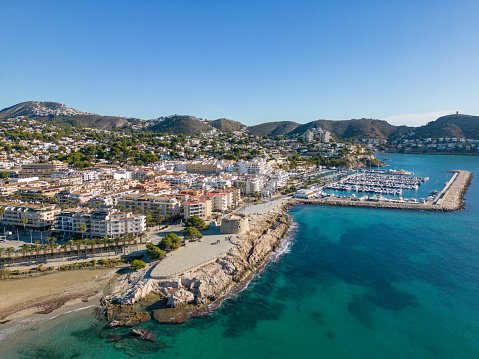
[304,130,314,143]
[117,194,181,218]
[204,191,229,212]
[81,171,100,182]
[91,210,146,238]
[0,201,60,231]
[183,198,212,220]
[54,208,146,239]
[175,161,223,174]
[233,177,264,195]
[20,161,67,179]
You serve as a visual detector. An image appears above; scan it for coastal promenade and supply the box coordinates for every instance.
[147,170,472,280]
[150,227,235,279]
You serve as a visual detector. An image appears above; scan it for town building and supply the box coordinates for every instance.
[20,161,67,179]
[0,201,60,231]
[54,208,146,239]
[117,194,182,218]
[183,198,212,220]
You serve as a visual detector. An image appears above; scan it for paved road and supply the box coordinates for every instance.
[238,196,289,216]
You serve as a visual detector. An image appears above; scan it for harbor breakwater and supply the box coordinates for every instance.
[101,170,472,326]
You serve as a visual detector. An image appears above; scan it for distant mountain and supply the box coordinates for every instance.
[0,101,131,130]
[248,118,410,140]
[2,101,478,140]
[148,115,214,135]
[412,114,479,139]
[290,119,411,140]
[248,121,301,136]
[209,118,246,132]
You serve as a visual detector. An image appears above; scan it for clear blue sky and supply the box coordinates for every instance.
[1,0,479,126]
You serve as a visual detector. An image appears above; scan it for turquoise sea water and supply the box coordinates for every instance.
[1,154,478,358]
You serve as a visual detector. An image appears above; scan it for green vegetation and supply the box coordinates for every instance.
[159,233,182,251]
[0,267,11,279]
[146,242,166,260]
[184,215,209,231]
[183,227,203,241]
[129,259,146,271]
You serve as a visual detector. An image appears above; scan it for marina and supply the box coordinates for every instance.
[298,170,472,212]
[324,170,429,197]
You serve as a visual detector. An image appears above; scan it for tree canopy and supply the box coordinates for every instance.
[184,215,209,231]
[183,227,203,241]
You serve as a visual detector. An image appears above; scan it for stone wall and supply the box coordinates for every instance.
[219,213,250,234]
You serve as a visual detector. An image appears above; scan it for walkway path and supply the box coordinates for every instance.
[150,226,235,279]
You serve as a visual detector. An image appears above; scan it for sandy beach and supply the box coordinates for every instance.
[0,268,118,323]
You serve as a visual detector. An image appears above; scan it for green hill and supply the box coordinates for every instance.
[248,121,301,136]
[148,115,214,135]
[412,114,479,139]
[0,101,130,130]
[209,118,246,132]
[290,119,411,140]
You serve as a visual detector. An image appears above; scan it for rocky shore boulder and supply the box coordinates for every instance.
[166,288,195,307]
[131,329,156,341]
[107,305,151,327]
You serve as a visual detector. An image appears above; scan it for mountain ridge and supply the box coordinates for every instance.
[1,101,478,140]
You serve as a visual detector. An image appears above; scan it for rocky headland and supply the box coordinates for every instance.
[101,203,293,325]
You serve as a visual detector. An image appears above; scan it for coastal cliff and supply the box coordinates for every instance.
[102,205,292,324]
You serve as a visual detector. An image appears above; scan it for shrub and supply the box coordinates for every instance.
[146,242,166,260]
[130,259,146,271]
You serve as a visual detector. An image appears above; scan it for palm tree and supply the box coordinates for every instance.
[21,217,28,235]
[114,236,120,254]
[80,224,87,241]
[125,233,134,246]
[139,232,147,244]
[102,236,108,255]
[21,244,31,263]
[0,206,5,222]
[33,241,40,262]
[157,215,165,227]
[5,247,15,264]
[74,239,82,259]
[67,240,75,260]
[50,242,59,256]
[61,243,68,259]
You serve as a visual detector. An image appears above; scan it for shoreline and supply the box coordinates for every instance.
[100,169,473,326]
[0,268,119,344]
[0,168,473,334]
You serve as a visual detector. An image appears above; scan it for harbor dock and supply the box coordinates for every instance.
[297,170,472,212]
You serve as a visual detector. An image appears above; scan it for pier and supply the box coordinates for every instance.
[298,170,472,212]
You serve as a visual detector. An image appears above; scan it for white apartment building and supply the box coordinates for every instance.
[82,171,100,182]
[55,208,146,239]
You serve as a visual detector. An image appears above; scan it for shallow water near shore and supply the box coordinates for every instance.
[1,154,479,358]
